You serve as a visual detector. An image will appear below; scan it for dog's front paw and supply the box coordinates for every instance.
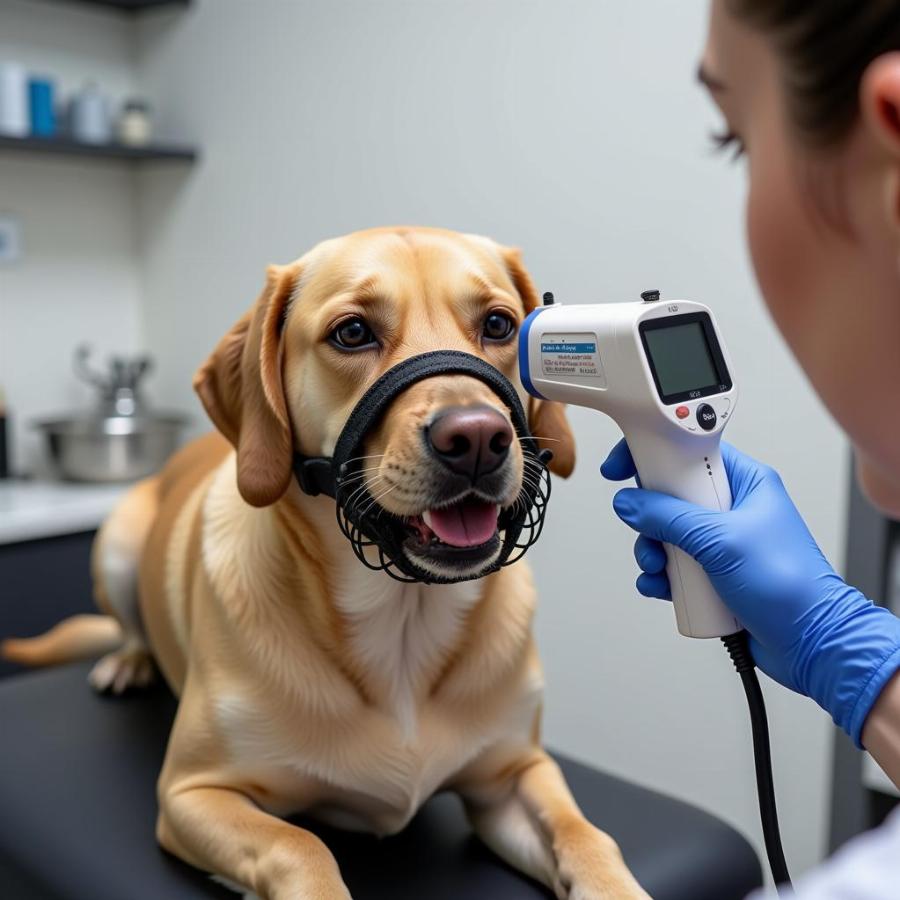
[553,823,651,900]
[213,855,353,900]
[263,864,352,900]
[563,879,650,900]
[272,881,352,900]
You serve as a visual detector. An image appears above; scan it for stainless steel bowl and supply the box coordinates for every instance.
[34,414,188,482]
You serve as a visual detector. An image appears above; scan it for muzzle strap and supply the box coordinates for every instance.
[293,350,540,499]
[293,456,337,498]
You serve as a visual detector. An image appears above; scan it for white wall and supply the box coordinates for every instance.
[0,0,142,472]
[134,0,849,881]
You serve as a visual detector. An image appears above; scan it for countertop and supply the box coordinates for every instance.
[0,480,129,545]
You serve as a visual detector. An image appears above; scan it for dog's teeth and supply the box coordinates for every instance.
[422,510,433,528]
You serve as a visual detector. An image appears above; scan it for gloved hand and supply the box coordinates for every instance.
[601,439,900,747]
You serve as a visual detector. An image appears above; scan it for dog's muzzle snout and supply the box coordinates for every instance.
[291,350,553,585]
[426,404,512,483]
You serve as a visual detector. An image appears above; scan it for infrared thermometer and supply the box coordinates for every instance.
[519,290,741,638]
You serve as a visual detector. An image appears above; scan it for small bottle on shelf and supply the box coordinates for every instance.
[118,99,152,147]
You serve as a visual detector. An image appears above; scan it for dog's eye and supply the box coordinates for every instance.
[330,317,377,350]
[482,311,516,342]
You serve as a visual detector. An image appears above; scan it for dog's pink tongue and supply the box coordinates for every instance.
[428,501,499,548]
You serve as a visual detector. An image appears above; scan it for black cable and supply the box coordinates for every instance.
[721,630,793,890]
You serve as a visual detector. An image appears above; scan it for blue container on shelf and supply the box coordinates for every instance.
[28,78,56,137]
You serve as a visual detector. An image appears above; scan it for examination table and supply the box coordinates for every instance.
[0,661,763,899]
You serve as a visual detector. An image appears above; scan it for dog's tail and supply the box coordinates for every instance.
[1,615,123,668]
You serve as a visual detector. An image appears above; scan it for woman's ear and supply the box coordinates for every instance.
[861,53,900,152]
[193,263,299,507]
[861,54,900,236]
[528,397,576,478]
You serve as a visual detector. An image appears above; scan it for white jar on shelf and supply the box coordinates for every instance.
[117,99,152,147]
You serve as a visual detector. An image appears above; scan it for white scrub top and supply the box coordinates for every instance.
[747,804,900,898]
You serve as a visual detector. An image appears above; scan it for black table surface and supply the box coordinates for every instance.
[0,662,762,899]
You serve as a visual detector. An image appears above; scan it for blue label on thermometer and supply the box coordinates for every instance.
[541,342,596,353]
[540,332,605,383]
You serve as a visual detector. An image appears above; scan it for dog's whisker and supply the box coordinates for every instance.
[339,467,385,486]
[350,479,388,508]
[517,435,562,443]
[345,477,377,495]
[360,484,397,517]
[519,476,546,501]
[341,453,386,466]
[343,478,383,508]
[523,457,550,475]
[520,478,542,497]
[346,467,390,482]
[374,500,399,524]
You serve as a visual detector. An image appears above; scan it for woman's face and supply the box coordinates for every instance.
[704,0,900,515]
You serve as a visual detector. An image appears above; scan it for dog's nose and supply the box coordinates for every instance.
[427,404,513,481]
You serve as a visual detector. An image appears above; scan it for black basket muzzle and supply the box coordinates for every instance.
[292,350,552,584]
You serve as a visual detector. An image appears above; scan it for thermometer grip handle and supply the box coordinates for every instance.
[626,433,741,639]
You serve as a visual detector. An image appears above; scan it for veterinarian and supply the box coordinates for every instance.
[601,2,900,896]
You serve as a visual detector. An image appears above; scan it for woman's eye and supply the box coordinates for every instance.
[483,311,516,342]
[329,317,377,350]
[710,128,746,161]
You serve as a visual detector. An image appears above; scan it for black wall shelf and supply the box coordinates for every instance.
[0,134,197,163]
[41,0,190,11]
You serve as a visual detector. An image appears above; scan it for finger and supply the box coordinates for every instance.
[613,487,718,555]
[634,535,667,574]
[600,438,636,482]
[720,442,770,502]
[636,571,672,600]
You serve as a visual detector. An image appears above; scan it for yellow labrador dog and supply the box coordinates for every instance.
[4,228,648,900]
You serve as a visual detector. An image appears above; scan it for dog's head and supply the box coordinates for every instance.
[194,227,575,581]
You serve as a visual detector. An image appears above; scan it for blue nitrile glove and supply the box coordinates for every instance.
[601,439,900,747]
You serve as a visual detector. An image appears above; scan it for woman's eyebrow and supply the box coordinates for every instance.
[697,64,727,92]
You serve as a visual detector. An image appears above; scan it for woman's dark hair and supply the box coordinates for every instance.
[727,0,900,145]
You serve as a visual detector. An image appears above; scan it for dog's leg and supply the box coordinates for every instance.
[463,749,651,900]
[157,784,351,900]
[466,785,558,887]
[88,479,158,694]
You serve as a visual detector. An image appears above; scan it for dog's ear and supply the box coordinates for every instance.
[527,397,576,478]
[192,310,251,447]
[501,246,577,478]
[193,264,298,507]
[501,245,541,314]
